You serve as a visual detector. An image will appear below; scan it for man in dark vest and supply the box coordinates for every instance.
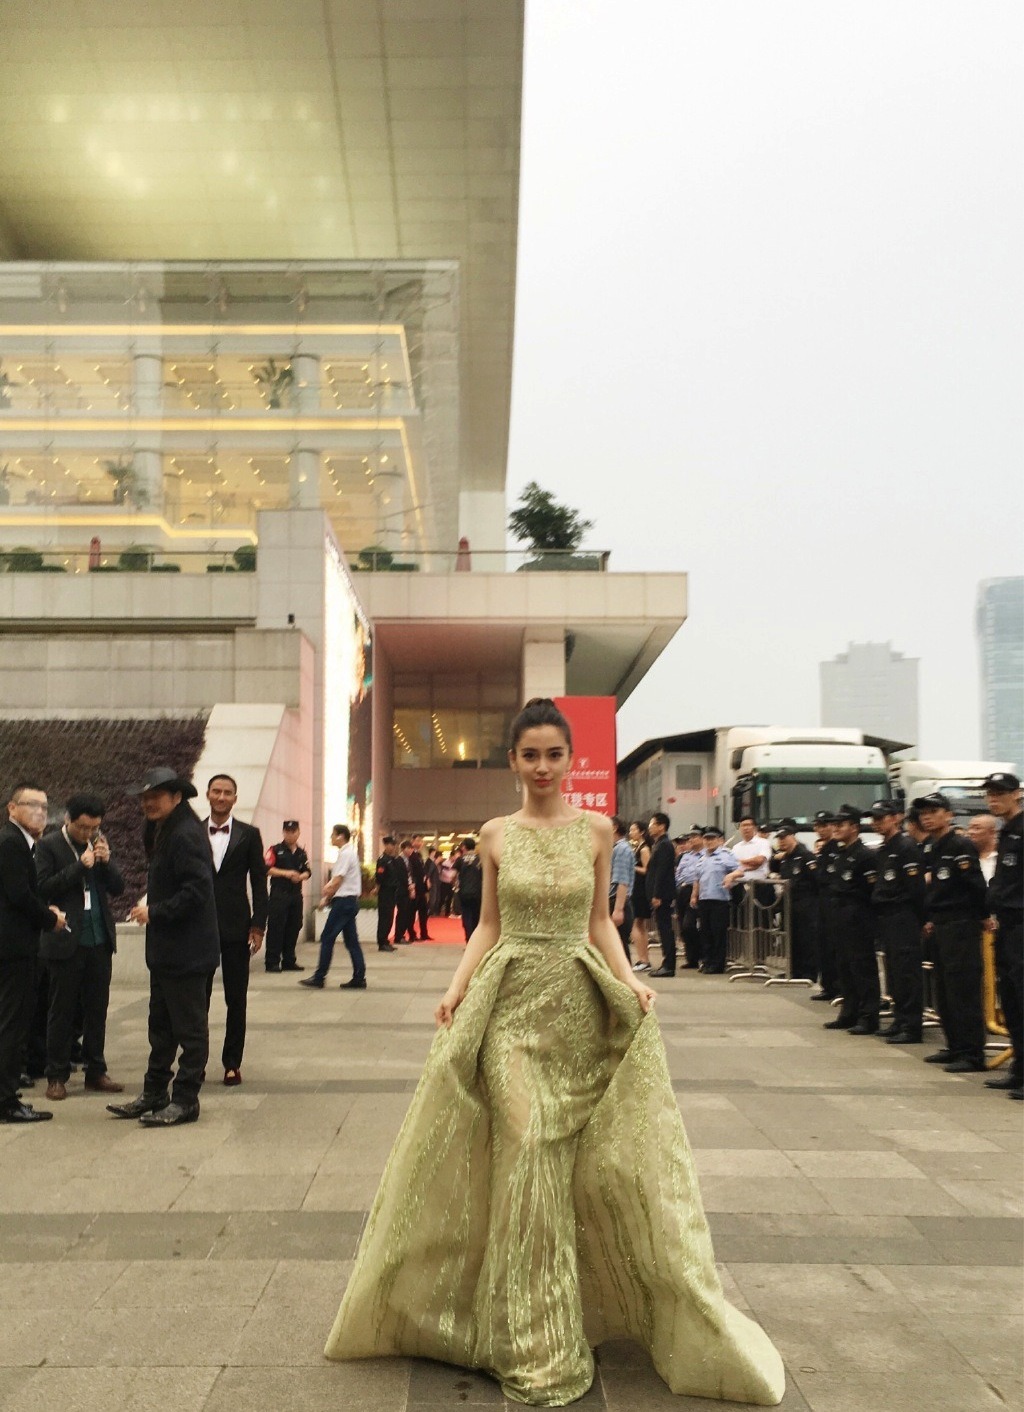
[374,836,402,952]
[202,774,268,1086]
[264,821,311,972]
[37,792,125,1101]
[108,766,220,1126]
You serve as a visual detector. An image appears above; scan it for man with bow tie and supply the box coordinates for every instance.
[203,774,268,1087]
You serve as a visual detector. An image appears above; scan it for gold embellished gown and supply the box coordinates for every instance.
[325,815,785,1406]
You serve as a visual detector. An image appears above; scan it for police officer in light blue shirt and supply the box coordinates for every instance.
[692,827,740,973]
[674,830,704,968]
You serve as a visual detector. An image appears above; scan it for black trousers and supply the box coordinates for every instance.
[25,963,48,1077]
[994,915,1023,1080]
[676,885,700,966]
[415,888,430,938]
[816,894,839,996]
[932,914,985,1063]
[145,968,212,1106]
[875,906,923,1035]
[460,897,480,942]
[265,891,303,968]
[395,891,417,941]
[610,892,633,957]
[206,937,250,1072]
[652,900,676,972]
[833,900,880,1025]
[698,899,729,973]
[0,956,37,1110]
[46,945,113,1082]
[376,891,398,946]
[790,897,819,982]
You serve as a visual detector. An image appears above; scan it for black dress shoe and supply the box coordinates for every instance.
[985,1071,1024,1090]
[848,1022,879,1036]
[340,977,367,989]
[824,1016,855,1030]
[264,963,281,973]
[138,1101,200,1127]
[1010,1088,1023,1100]
[877,1024,901,1038]
[377,944,396,953]
[281,962,305,971]
[924,1049,954,1064]
[107,1092,170,1119]
[886,1031,923,1044]
[810,990,838,1002]
[943,1057,986,1074]
[649,967,675,978]
[1,1102,53,1124]
[299,976,324,988]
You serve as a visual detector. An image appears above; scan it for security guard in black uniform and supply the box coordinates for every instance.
[263,821,311,972]
[868,799,926,1044]
[812,811,840,1001]
[917,792,988,1073]
[983,772,1023,1099]
[823,804,879,1034]
[374,836,404,953]
[772,821,819,981]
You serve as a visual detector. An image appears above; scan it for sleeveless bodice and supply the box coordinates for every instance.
[497,814,593,947]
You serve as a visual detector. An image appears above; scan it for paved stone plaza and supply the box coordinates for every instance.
[0,922,1021,1412]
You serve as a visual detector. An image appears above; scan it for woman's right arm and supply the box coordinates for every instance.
[635,844,650,876]
[435,820,502,1027]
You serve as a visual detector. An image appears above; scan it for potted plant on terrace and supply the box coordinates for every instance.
[507,481,598,571]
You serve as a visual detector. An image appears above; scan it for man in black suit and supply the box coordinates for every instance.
[374,836,401,952]
[108,766,220,1127]
[0,782,66,1124]
[646,811,678,978]
[393,839,418,943]
[202,774,268,1086]
[37,792,126,1102]
[409,834,433,940]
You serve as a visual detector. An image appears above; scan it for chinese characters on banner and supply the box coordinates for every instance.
[553,696,617,816]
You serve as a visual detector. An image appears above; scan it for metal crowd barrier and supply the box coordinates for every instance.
[726,880,812,988]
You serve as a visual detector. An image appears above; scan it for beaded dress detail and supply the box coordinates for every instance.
[325,815,784,1406]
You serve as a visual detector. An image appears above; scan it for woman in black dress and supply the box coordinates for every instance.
[628,820,652,971]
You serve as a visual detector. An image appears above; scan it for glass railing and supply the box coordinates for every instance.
[0,546,257,575]
[0,382,413,416]
[350,548,611,573]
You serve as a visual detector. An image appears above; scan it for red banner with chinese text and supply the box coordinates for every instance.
[554,696,617,816]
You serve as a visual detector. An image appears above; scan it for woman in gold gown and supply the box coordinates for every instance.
[325,699,785,1407]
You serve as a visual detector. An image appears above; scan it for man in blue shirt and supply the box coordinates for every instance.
[609,817,634,958]
[674,830,704,969]
[691,827,741,973]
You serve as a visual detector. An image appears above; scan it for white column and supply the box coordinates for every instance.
[372,467,406,552]
[132,353,163,415]
[290,448,321,508]
[521,630,566,700]
[292,353,320,413]
[133,448,163,513]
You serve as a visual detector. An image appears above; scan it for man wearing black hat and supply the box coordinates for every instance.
[811,812,840,1001]
[264,822,311,972]
[108,767,220,1126]
[823,805,880,1034]
[917,792,988,1074]
[868,800,926,1045]
[983,773,1023,1099]
[772,822,819,981]
[374,836,403,952]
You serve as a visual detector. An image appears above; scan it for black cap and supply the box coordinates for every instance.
[702,825,724,838]
[982,772,1020,793]
[127,766,197,800]
[282,819,300,830]
[833,803,864,825]
[775,821,798,838]
[869,799,901,818]
[813,810,835,825]
[912,792,951,811]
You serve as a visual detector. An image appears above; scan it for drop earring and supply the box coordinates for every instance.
[514,776,522,794]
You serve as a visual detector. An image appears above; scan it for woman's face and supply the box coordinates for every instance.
[628,822,642,844]
[509,724,572,798]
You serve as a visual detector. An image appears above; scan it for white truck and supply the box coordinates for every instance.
[618,725,896,838]
[888,759,1016,828]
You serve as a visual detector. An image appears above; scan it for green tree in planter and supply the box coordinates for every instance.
[253,359,294,409]
[507,481,593,553]
[102,458,149,509]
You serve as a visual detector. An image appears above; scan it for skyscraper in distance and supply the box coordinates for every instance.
[820,642,919,747]
[977,578,1024,772]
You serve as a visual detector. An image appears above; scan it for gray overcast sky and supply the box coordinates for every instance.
[505,0,1023,760]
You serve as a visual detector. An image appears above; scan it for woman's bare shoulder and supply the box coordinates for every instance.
[587,812,613,845]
